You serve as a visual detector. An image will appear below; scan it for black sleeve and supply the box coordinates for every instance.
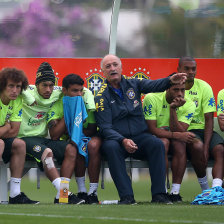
[94,95,125,143]
[138,77,171,94]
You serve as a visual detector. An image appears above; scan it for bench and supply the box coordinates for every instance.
[0,118,223,204]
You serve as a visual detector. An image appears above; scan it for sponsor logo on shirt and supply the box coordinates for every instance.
[74,112,82,128]
[18,109,22,117]
[35,112,46,119]
[96,98,104,112]
[144,105,152,115]
[208,97,215,107]
[217,99,224,112]
[133,100,139,108]
[186,113,193,120]
[188,91,197,95]
[81,144,87,154]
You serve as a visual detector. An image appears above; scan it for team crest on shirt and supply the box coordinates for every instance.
[129,68,150,102]
[5,113,11,120]
[86,70,105,96]
[33,145,41,153]
[126,88,135,99]
[193,99,198,108]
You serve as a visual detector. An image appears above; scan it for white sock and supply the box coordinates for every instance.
[170,183,181,194]
[52,177,61,199]
[212,178,223,188]
[76,176,87,193]
[88,183,98,195]
[10,177,21,198]
[198,176,209,191]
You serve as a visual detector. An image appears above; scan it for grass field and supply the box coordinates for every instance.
[0,170,224,224]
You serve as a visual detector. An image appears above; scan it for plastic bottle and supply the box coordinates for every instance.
[99,200,118,205]
[59,177,69,204]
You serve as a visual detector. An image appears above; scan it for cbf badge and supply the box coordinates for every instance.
[86,70,105,96]
[126,88,135,99]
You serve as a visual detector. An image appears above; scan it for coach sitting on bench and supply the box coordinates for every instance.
[94,54,186,204]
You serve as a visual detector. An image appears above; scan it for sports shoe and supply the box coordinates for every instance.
[151,193,173,204]
[9,192,39,204]
[118,195,137,205]
[87,192,99,204]
[169,193,182,202]
[77,192,89,203]
[54,193,85,204]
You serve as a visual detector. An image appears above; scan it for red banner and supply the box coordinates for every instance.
[0,58,223,100]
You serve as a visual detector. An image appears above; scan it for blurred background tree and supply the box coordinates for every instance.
[0,0,223,58]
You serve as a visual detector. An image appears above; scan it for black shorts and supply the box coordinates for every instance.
[189,129,224,153]
[21,137,68,166]
[2,138,16,164]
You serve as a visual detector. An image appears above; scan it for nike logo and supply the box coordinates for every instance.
[111,100,115,103]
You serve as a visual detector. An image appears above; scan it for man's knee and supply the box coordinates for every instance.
[212,144,224,159]
[0,140,4,159]
[88,137,101,156]
[102,140,122,157]
[11,138,26,155]
[144,136,165,155]
[171,140,186,157]
[41,148,55,169]
[65,143,77,158]
[188,140,203,155]
[160,138,170,153]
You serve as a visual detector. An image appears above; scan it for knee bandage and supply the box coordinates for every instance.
[43,157,55,169]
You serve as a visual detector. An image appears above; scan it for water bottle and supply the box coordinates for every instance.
[59,177,69,204]
[99,200,118,205]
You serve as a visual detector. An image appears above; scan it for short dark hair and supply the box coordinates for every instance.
[0,67,29,93]
[62,73,84,89]
[178,56,196,67]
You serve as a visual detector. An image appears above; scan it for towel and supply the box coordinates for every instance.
[191,186,224,205]
[63,96,91,165]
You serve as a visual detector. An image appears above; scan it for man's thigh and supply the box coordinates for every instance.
[45,139,68,165]
[22,137,48,163]
[131,132,164,160]
[190,129,223,153]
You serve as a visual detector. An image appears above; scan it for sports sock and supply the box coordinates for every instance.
[10,177,21,198]
[88,183,98,195]
[170,183,181,194]
[198,176,209,191]
[52,177,61,199]
[75,176,87,193]
[212,178,223,188]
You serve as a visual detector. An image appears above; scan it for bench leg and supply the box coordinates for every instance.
[0,164,9,204]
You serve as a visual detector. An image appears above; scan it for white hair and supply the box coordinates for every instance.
[100,54,122,69]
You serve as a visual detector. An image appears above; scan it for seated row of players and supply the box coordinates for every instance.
[143,56,224,202]
[0,63,101,204]
[0,56,223,204]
